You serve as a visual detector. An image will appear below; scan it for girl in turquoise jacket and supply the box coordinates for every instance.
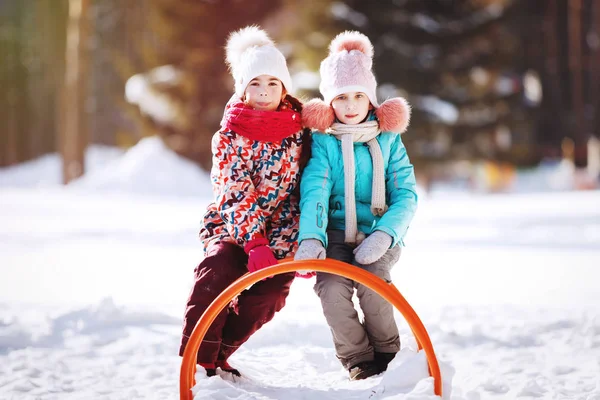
[295,31,418,381]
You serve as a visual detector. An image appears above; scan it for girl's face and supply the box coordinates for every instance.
[331,92,372,125]
[243,75,285,111]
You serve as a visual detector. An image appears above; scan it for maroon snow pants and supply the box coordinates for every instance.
[179,242,295,364]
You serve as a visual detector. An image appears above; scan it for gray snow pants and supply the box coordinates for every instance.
[314,230,401,370]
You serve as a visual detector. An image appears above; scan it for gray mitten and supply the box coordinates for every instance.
[353,231,393,265]
[294,239,326,261]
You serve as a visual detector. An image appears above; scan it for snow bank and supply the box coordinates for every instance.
[70,137,212,198]
[0,136,213,199]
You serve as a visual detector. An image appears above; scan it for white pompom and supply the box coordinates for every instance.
[226,26,274,70]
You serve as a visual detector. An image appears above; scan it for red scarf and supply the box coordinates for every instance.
[220,99,302,142]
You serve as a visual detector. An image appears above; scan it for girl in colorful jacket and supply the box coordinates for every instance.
[295,31,418,381]
[179,26,309,378]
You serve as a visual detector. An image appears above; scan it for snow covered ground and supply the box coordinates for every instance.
[1,137,599,400]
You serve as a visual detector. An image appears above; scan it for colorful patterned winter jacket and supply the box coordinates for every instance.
[298,128,418,248]
[199,129,308,259]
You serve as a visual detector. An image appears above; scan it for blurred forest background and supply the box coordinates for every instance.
[1,0,599,191]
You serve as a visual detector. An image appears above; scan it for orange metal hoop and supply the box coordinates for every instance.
[180,259,442,399]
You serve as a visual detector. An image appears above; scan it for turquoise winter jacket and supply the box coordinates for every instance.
[298,128,418,248]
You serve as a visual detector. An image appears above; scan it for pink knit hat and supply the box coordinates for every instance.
[303,30,411,133]
[319,31,379,107]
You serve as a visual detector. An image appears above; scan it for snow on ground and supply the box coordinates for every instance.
[1,138,599,400]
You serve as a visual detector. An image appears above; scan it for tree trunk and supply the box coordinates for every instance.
[61,0,91,184]
[591,0,600,140]
[568,0,584,147]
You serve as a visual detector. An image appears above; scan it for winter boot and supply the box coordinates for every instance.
[198,362,217,377]
[374,351,397,372]
[216,359,241,377]
[348,361,380,380]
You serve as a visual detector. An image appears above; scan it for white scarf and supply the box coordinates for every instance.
[327,120,387,244]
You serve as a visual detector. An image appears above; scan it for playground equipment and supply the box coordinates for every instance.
[180,259,442,399]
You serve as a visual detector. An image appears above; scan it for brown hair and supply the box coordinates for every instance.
[278,94,305,113]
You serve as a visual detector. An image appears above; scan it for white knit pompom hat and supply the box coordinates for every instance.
[225,26,293,98]
[319,31,378,107]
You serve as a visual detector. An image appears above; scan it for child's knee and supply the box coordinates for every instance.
[271,279,294,313]
[314,277,353,303]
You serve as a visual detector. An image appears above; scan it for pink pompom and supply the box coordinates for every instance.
[329,31,374,58]
[376,97,411,133]
[302,99,335,131]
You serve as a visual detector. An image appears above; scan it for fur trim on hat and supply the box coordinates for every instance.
[329,31,374,58]
[225,26,273,70]
[375,97,411,133]
[302,97,411,133]
[301,99,335,131]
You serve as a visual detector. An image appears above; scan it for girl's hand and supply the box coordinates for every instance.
[293,239,325,278]
[244,238,278,274]
[353,231,393,265]
[294,239,326,261]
